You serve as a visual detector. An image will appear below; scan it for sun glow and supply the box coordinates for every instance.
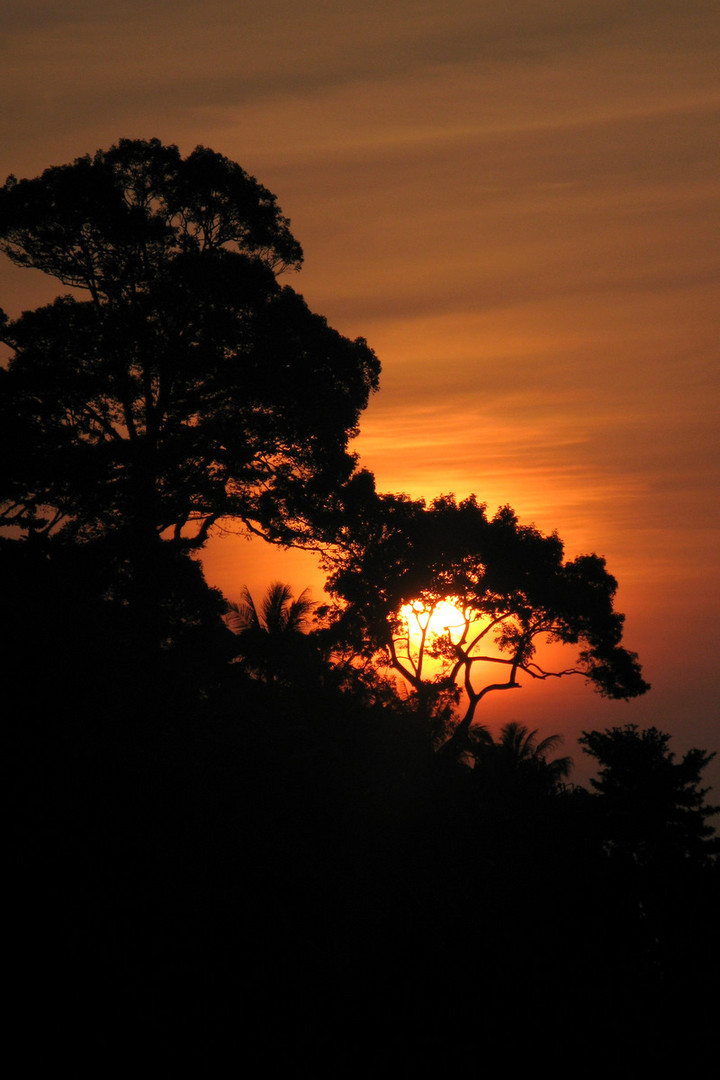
[394,596,481,685]
[399,598,467,646]
[394,596,510,689]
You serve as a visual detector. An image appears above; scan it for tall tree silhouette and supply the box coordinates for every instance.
[0,139,379,560]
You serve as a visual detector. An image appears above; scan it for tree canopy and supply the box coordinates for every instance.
[225,581,316,685]
[325,489,649,749]
[0,139,380,552]
[473,721,572,784]
[580,724,720,865]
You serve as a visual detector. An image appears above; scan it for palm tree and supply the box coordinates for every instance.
[226,582,315,682]
[472,721,573,797]
[497,722,572,776]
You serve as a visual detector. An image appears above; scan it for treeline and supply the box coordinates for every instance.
[5,544,718,1070]
[2,139,717,1070]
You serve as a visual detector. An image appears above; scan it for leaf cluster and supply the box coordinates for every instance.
[579,724,720,864]
[324,489,649,735]
[0,140,380,549]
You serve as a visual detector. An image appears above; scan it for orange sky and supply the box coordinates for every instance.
[3,1,719,783]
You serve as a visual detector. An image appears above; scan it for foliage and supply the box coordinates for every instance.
[325,488,649,749]
[225,581,316,684]
[1,533,234,679]
[469,721,573,793]
[5,142,717,1070]
[227,581,314,637]
[579,724,720,865]
[0,139,380,553]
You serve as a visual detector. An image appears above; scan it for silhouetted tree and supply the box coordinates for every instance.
[226,581,315,684]
[0,139,379,562]
[325,489,649,755]
[471,721,572,793]
[573,724,720,1061]
[579,724,719,866]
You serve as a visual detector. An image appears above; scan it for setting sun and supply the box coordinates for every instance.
[399,597,467,645]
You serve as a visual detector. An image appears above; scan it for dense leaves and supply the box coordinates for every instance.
[225,581,316,684]
[469,720,573,795]
[325,489,649,750]
[580,723,720,865]
[0,139,379,550]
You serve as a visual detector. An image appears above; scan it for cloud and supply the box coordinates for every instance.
[4,1,718,170]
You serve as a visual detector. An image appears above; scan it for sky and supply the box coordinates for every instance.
[3,0,719,783]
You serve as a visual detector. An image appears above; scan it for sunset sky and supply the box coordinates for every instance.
[3,0,719,782]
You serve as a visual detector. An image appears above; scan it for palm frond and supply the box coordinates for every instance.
[225,586,261,634]
[262,581,295,633]
[284,587,315,633]
[535,733,565,759]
